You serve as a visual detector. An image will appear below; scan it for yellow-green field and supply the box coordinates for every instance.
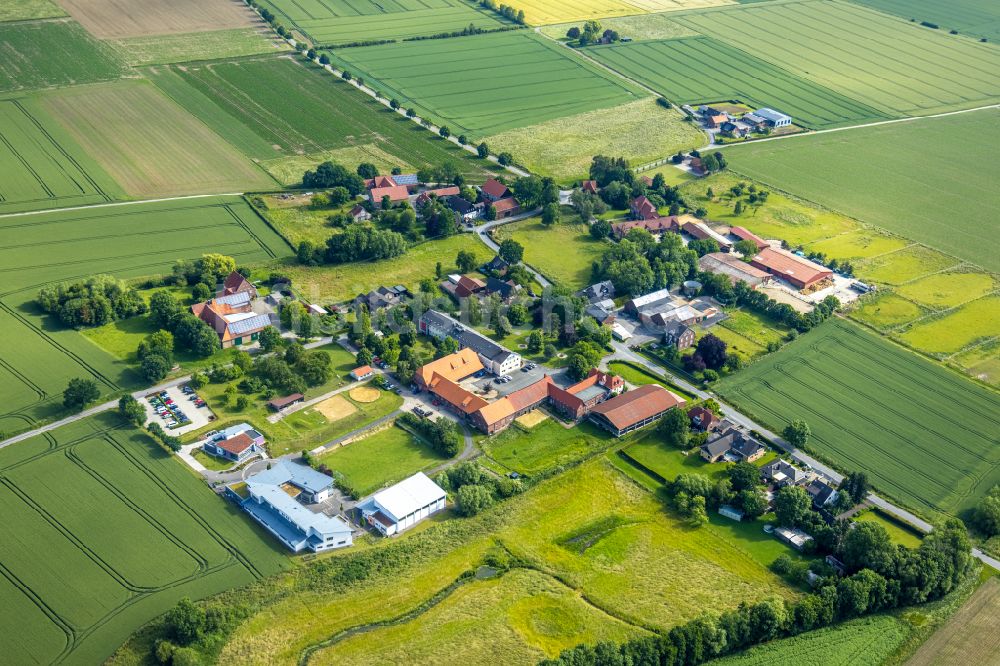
[493,218,610,290]
[952,341,1000,387]
[487,98,702,182]
[109,28,286,66]
[0,0,65,20]
[894,272,996,310]
[262,144,415,186]
[898,296,1000,355]
[806,229,909,261]
[851,294,925,331]
[856,246,960,285]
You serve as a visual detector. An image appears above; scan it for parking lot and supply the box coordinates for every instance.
[143,385,215,436]
[468,363,572,396]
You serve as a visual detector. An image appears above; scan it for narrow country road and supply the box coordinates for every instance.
[473,208,551,288]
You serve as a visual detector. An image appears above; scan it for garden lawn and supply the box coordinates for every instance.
[486,98,703,182]
[853,510,923,549]
[725,108,1000,272]
[0,19,126,93]
[717,319,1000,518]
[493,218,610,290]
[317,422,447,495]
[110,28,287,66]
[483,419,611,475]
[328,31,647,137]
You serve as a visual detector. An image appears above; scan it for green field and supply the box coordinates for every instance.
[329,31,646,136]
[854,0,1000,42]
[146,56,491,178]
[318,422,448,495]
[898,296,1000,356]
[725,109,1000,272]
[0,96,124,213]
[0,20,126,93]
[483,419,611,475]
[493,218,610,290]
[110,28,287,66]
[674,0,1000,118]
[717,320,1000,518]
[853,509,923,549]
[587,36,889,129]
[0,0,65,21]
[0,415,288,664]
[0,196,291,435]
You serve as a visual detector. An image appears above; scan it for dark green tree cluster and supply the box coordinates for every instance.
[973,485,1000,537]
[170,253,238,289]
[700,278,840,333]
[146,421,182,452]
[63,377,100,411]
[479,0,525,23]
[137,329,175,382]
[437,461,524,516]
[596,231,698,296]
[398,412,461,457]
[118,394,146,426]
[154,597,249,665]
[323,225,408,264]
[510,175,559,209]
[38,275,146,328]
[302,160,366,194]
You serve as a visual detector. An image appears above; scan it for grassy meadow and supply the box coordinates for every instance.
[0,415,288,665]
[110,28,287,66]
[482,419,611,475]
[853,509,924,549]
[0,0,65,20]
[717,319,1000,519]
[492,217,610,290]
[329,32,646,136]
[0,20,126,93]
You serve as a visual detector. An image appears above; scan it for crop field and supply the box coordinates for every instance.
[674,0,1000,118]
[0,20,126,93]
[318,423,446,496]
[280,233,492,303]
[487,97,702,181]
[330,32,646,136]
[587,37,889,129]
[146,56,490,178]
[0,415,288,664]
[725,108,1000,272]
[109,28,287,66]
[494,0,635,25]
[706,615,912,666]
[483,419,611,475]
[717,320,1000,518]
[0,196,290,435]
[40,80,276,197]
[0,96,124,213]
[0,0,65,21]
[854,0,1000,42]
[907,576,1000,666]
[493,218,610,290]
[56,0,259,38]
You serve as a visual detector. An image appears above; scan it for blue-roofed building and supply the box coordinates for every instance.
[753,108,792,128]
[229,460,351,553]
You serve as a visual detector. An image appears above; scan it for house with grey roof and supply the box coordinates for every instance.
[419,310,521,376]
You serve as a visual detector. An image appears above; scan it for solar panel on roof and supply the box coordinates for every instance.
[228,314,270,335]
[215,292,252,306]
[392,173,418,185]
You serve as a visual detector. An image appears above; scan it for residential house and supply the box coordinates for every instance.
[490,197,521,219]
[750,247,833,290]
[447,195,480,222]
[369,184,409,208]
[353,285,410,312]
[663,323,695,350]
[230,460,351,553]
[358,472,447,536]
[754,108,792,128]
[589,384,686,437]
[805,478,840,509]
[577,280,615,303]
[349,204,370,222]
[220,271,257,298]
[581,180,599,194]
[730,435,766,462]
[698,252,771,288]
[720,121,750,138]
[585,299,617,325]
[630,195,658,221]
[700,437,732,463]
[700,426,765,463]
[268,393,304,412]
[191,291,270,348]
[415,186,460,208]
[482,255,510,276]
[351,365,375,381]
[455,275,487,298]
[484,277,521,302]
[611,215,681,239]
[761,459,812,487]
[419,310,522,375]
[202,423,265,463]
[706,113,729,128]
[480,178,510,202]
[688,405,718,431]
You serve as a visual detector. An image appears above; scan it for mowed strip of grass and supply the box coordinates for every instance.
[724,109,1000,272]
[0,19,126,93]
[0,415,288,665]
[675,0,1000,117]
[586,36,889,129]
[300,4,508,44]
[717,319,1000,518]
[146,56,491,178]
[40,80,276,198]
[0,96,124,213]
[109,28,288,66]
[329,31,647,137]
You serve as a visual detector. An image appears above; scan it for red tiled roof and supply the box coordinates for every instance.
[481,178,509,199]
[591,384,685,431]
[428,374,489,415]
[455,275,486,298]
[370,185,410,202]
[366,175,397,189]
[750,247,833,289]
[222,271,254,296]
[612,216,680,237]
[491,197,520,214]
[218,432,254,455]
[582,180,598,194]
[352,365,374,376]
[730,226,768,250]
[631,196,658,220]
[417,348,483,387]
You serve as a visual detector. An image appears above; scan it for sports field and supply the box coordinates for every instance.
[146,56,490,177]
[674,0,1000,117]
[854,0,1000,42]
[717,320,1000,518]
[109,28,287,66]
[330,32,646,136]
[0,415,288,664]
[0,20,126,93]
[40,80,276,197]
[57,0,259,38]
[0,96,124,213]
[587,36,890,129]
[724,109,1000,272]
[0,196,290,435]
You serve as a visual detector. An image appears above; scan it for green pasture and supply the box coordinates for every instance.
[805,230,909,262]
[725,108,1000,272]
[110,28,287,66]
[674,0,1000,117]
[0,415,288,665]
[317,422,446,495]
[587,36,889,129]
[851,294,925,331]
[898,295,1000,356]
[853,0,1000,42]
[0,0,65,21]
[328,31,646,137]
[492,217,609,290]
[145,56,490,177]
[0,20,126,93]
[482,418,611,475]
[0,96,124,213]
[894,272,996,310]
[717,320,1000,518]
[856,246,960,285]
[952,341,1000,387]
[0,196,291,434]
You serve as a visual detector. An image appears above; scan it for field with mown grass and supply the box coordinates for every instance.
[482,418,610,475]
[0,20,126,93]
[486,98,702,182]
[853,509,923,549]
[805,230,909,261]
[0,0,64,21]
[146,55,491,178]
[674,0,1000,118]
[853,0,1000,42]
[0,196,291,435]
[110,28,287,66]
[587,36,888,129]
[0,414,289,665]
[851,294,926,331]
[854,246,960,285]
[898,296,1000,356]
[492,217,610,290]
[328,31,646,137]
[725,108,1000,272]
[894,272,996,310]
[717,319,1000,518]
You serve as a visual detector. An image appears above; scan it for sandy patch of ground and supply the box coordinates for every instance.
[516,410,548,428]
[314,395,357,421]
[349,385,381,403]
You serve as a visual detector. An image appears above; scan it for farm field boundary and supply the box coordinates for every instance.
[717,319,1000,519]
[56,0,261,39]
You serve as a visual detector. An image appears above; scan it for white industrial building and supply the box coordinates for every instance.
[359,472,448,536]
